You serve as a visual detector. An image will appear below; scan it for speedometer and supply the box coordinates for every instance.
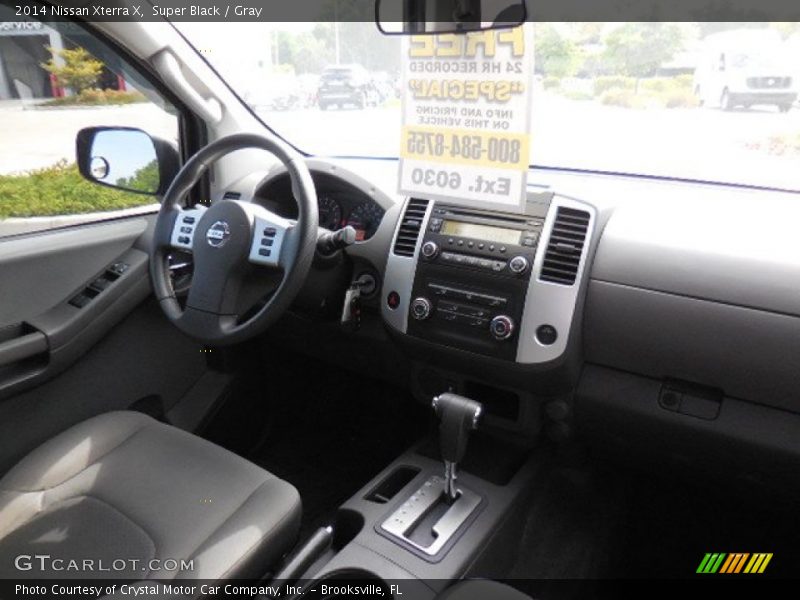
[346,202,384,241]
[318,194,343,230]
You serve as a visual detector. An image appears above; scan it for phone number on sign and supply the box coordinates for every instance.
[405,130,524,166]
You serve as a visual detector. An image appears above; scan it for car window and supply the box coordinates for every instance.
[0,17,179,238]
[180,21,800,192]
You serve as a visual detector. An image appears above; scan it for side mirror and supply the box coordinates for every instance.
[376,0,525,35]
[76,127,180,196]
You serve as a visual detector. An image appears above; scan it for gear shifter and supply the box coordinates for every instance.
[380,392,483,555]
[432,392,483,503]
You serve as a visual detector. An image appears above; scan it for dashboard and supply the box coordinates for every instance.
[256,171,386,241]
[249,156,800,494]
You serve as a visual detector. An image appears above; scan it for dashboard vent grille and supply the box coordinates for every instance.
[393,198,430,257]
[539,207,591,285]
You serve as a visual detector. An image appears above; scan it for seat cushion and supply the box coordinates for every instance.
[0,411,301,579]
[438,580,532,600]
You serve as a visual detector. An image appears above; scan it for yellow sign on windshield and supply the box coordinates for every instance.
[398,25,534,211]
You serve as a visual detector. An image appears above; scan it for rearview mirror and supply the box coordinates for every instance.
[376,0,525,35]
[76,127,180,196]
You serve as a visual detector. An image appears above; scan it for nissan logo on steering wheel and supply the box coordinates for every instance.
[206,220,231,248]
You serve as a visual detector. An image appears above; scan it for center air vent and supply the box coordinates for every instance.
[539,207,591,285]
[393,198,430,257]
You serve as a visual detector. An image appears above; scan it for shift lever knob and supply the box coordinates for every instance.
[432,393,482,502]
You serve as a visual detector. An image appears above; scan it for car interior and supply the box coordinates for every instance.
[0,0,799,598]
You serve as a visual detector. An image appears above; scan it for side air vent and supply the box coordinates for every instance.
[393,198,430,257]
[539,207,591,285]
[222,191,242,200]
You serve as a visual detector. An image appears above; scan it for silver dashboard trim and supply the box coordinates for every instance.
[380,475,481,557]
[381,198,434,333]
[516,196,596,364]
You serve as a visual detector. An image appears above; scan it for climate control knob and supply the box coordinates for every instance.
[490,315,515,340]
[421,241,440,259]
[508,255,530,275]
[411,297,433,320]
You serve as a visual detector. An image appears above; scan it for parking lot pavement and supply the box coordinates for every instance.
[2,94,797,191]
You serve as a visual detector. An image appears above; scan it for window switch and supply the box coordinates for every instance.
[90,278,112,291]
[69,294,91,309]
[109,262,129,275]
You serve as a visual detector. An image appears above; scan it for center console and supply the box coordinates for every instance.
[276,393,540,598]
[383,193,596,365]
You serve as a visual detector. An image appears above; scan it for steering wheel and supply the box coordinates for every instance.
[150,133,318,345]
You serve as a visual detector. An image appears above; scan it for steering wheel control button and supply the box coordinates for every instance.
[178,236,190,244]
[261,238,274,246]
[258,248,271,257]
[490,315,515,341]
[421,241,440,259]
[508,255,530,275]
[387,291,401,310]
[263,227,277,237]
[536,324,558,345]
[411,297,433,320]
[182,216,196,224]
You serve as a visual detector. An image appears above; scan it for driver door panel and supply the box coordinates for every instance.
[0,216,154,399]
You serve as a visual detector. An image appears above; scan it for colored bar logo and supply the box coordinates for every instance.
[697,553,773,574]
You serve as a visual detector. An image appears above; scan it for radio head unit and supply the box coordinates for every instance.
[407,204,544,360]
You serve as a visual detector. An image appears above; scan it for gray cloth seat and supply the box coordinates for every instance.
[0,411,301,580]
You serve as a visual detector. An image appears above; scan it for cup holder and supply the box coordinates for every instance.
[331,509,364,551]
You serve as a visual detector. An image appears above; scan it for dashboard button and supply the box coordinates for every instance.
[473,294,507,308]
[439,301,459,312]
[411,297,433,320]
[490,315,515,340]
[509,255,530,275]
[454,313,487,328]
[386,291,400,310]
[536,324,558,345]
[421,241,439,259]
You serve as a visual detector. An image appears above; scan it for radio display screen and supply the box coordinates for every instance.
[441,220,521,245]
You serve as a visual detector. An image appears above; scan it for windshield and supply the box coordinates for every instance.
[179,22,800,192]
